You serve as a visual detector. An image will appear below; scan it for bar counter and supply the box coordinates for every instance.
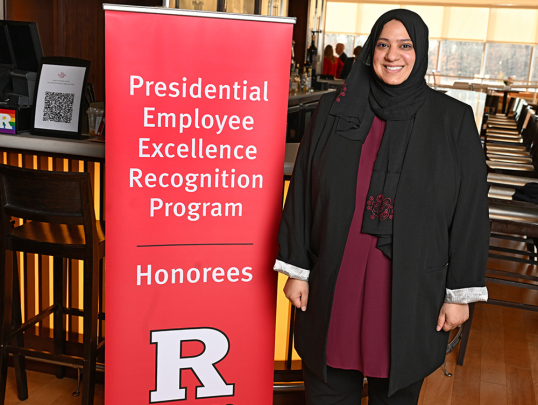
[288,89,335,107]
[0,132,104,161]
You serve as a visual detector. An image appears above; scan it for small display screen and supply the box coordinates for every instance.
[0,26,14,67]
[0,21,43,72]
[8,23,43,72]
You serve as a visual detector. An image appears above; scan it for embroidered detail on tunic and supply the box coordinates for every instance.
[367,195,393,220]
[336,83,348,102]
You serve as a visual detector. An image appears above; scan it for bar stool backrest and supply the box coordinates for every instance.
[522,110,537,148]
[0,164,102,405]
[0,164,94,228]
[510,98,522,117]
[527,113,538,164]
[505,96,518,117]
[485,94,500,113]
[513,100,529,131]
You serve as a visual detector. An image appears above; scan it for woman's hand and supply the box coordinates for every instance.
[283,277,309,312]
[436,303,469,331]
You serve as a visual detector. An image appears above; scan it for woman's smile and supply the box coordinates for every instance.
[384,65,403,71]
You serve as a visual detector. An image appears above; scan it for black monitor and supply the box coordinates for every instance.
[0,27,14,68]
[0,21,43,71]
[0,20,44,105]
[0,23,14,100]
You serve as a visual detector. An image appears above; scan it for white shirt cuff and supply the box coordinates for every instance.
[273,259,310,281]
[444,286,488,304]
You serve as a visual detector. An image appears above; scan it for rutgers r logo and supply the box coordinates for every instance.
[150,327,234,403]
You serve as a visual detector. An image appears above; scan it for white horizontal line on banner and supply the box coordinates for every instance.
[102,3,296,24]
[137,243,254,247]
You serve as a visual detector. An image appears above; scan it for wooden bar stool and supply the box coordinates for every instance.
[457,198,538,366]
[0,164,105,405]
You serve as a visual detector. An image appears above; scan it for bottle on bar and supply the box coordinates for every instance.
[306,31,318,89]
[291,40,296,75]
[289,40,296,94]
[300,66,308,92]
[290,67,300,95]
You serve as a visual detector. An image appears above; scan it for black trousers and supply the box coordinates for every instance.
[303,366,424,405]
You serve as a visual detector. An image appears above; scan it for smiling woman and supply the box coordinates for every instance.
[372,20,416,85]
[274,8,489,405]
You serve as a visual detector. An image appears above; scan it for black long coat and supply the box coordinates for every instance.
[276,88,489,396]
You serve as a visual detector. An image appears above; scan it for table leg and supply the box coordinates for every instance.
[502,91,508,115]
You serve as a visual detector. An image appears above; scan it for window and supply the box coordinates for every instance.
[354,35,368,49]
[438,41,483,78]
[324,4,538,84]
[428,39,439,72]
[483,43,532,81]
[177,0,218,10]
[531,47,538,81]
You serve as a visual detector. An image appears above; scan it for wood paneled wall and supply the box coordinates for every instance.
[288,0,309,68]
[5,0,162,101]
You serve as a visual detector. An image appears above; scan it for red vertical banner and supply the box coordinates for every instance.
[104,5,294,404]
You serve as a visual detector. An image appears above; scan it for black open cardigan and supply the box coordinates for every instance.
[276,88,489,396]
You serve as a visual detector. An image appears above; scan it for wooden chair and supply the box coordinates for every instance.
[485,105,538,175]
[452,81,472,90]
[485,94,500,115]
[485,99,526,134]
[486,93,523,122]
[486,112,537,166]
[0,164,105,405]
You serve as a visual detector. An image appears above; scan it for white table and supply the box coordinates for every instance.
[445,89,487,131]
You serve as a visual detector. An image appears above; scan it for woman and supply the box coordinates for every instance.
[353,45,363,60]
[274,9,489,404]
[322,45,338,77]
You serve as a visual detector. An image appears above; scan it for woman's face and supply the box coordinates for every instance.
[373,19,416,85]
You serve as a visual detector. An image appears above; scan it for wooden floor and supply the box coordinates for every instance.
[415,303,538,405]
[5,305,537,404]
[4,238,538,404]
[3,370,103,405]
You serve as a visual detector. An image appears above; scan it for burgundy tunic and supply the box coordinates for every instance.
[325,116,391,378]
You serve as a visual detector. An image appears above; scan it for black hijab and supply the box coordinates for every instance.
[329,9,430,258]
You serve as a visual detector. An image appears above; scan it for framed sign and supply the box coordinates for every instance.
[105,4,294,404]
[32,57,90,139]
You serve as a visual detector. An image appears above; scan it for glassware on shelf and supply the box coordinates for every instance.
[290,67,300,95]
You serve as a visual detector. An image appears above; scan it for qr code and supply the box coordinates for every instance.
[43,91,75,124]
